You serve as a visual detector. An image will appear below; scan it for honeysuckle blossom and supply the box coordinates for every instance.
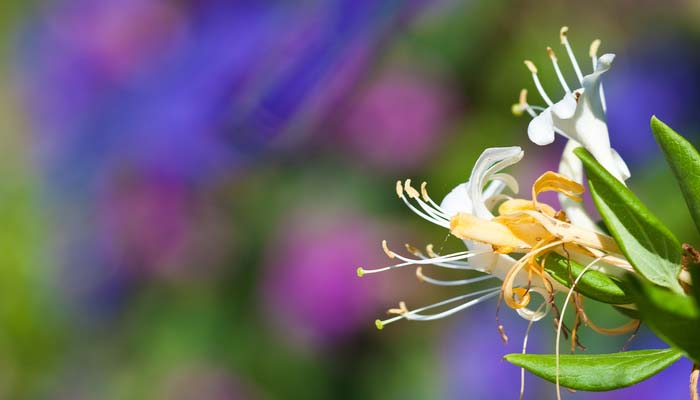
[513,27,631,231]
[358,146,637,332]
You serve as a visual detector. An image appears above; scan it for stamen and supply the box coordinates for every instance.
[375,288,501,329]
[396,181,451,228]
[559,26,584,84]
[513,89,538,118]
[426,244,438,258]
[387,301,409,315]
[416,266,497,286]
[524,60,553,106]
[358,243,488,276]
[589,39,601,64]
[547,46,572,94]
[404,179,421,199]
[520,301,548,400]
[555,256,605,400]
[395,180,404,198]
[403,180,451,222]
[588,39,608,112]
[382,240,395,258]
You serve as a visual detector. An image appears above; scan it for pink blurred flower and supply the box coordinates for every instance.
[260,208,392,348]
[336,70,455,170]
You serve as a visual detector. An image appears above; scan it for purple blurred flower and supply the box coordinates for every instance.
[18,0,431,187]
[15,0,433,314]
[334,70,455,170]
[606,33,700,165]
[261,209,390,348]
[441,309,551,399]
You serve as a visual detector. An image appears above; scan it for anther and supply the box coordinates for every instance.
[426,244,438,258]
[546,46,556,60]
[519,89,528,107]
[388,301,409,315]
[498,324,509,344]
[416,267,425,282]
[589,39,601,58]
[356,267,365,277]
[559,26,569,44]
[523,60,538,74]
[404,179,420,199]
[405,243,421,256]
[375,319,384,330]
[395,180,404,199]
[382,240,396,259]
[420,182,430,202]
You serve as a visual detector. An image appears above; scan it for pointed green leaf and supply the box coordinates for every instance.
[625,274,700,362]
[504,349,682,391]
[651,116,700,236]
[575,148,683,292]
[541,252,631,304]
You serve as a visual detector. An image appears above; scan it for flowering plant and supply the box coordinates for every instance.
[359,27,700,399]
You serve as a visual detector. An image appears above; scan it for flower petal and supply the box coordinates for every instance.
[550,92,577,120]
[439,182,473,217]
[527,109,556,146]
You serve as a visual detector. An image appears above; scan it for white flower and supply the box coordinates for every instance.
[513,27,631,230]
[358,147,554,329]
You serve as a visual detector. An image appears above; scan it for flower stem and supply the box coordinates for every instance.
[690,363,699,400]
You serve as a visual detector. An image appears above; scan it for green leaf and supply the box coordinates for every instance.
[504,349,682,391]
[626,274,700,362]
[651,116,700,237]
[541,252,631,304]
[575,148,683,292]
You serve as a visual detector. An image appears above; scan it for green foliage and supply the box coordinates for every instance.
[625,274,700,363]
[650,116,700,237]
[504,349,682,391]
[541,252,631,304]
[575,148,683,293]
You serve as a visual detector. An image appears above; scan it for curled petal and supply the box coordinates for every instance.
[450,212,530,251]
[439,182,473,217]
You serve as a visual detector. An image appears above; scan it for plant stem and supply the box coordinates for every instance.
[691,363,699,400]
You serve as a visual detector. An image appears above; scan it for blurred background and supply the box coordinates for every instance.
[1,0,699,398]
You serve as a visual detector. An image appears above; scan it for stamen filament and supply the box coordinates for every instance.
[555,256,605,400]
[524,60,554,106]
[559,26,584,84]
[588,39,608,112]
[547,46,572,93]
[416,267,497,286]
[375,288,501,329]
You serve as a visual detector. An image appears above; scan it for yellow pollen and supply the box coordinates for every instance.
[416,266,425,282]
[524,59,538,74]
[395,180,404,198]
[404,179,420,199]
[356,267,365,277]
[559,26,569,44]
[375,319,384,330]
[387,301,409,315]
[405,243,421,255]
[513,89,528,116]
[382,240,396,259]
[420,182,430,202]
[426,244,438,258]
[589,39,601,58]
[546,46,556,60]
